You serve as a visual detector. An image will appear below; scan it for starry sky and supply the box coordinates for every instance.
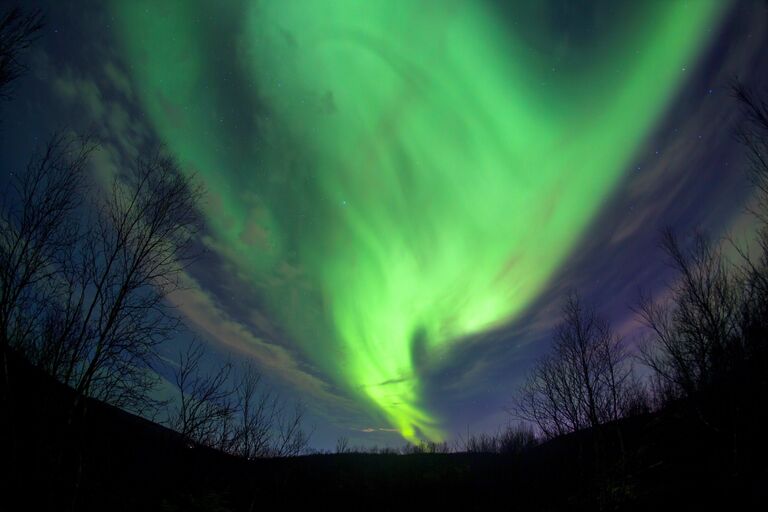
[1,0,767,449]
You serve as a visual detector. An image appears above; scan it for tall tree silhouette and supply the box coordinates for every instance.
[30,150,205,415]
[512,290,637,439]
[170,340,311,458]
[635,228,740,400]
[0,6,43,100]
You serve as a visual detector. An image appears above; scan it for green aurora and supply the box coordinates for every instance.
[112,0,726,441]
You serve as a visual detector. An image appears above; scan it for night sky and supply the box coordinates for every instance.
[1,0,767,449]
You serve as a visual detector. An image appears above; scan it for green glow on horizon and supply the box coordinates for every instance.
[112,0,725,441]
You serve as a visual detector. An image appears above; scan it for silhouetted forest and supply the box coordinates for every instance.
[1,6,768,511]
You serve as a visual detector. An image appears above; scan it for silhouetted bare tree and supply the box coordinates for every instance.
[512,291,637,439]
[171,340,236,447]
[635,228,741,400]
[731,82,768,368]
[234,361,312,458]
[274,401,312,457]
[26,150,205,416]
[628,85,768,479]
[733,82,768,224]
[0,134,93,397]
[335,436,350,454]
[0,145,204,508]
[459,422,539,454]
[170,340,311,458]
[0,6,44,100]
[728,81,768,473]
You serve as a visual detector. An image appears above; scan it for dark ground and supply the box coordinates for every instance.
[1,354,766,511]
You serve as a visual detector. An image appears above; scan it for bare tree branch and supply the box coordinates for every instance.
[0,6,44,101]
[168,341,312,458]
[511,290,637,439]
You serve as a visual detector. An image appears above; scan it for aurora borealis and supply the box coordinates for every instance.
[3,0,767,447]
[109,0,725,441]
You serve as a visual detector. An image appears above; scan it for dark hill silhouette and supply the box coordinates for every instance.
[2,351,765,511]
